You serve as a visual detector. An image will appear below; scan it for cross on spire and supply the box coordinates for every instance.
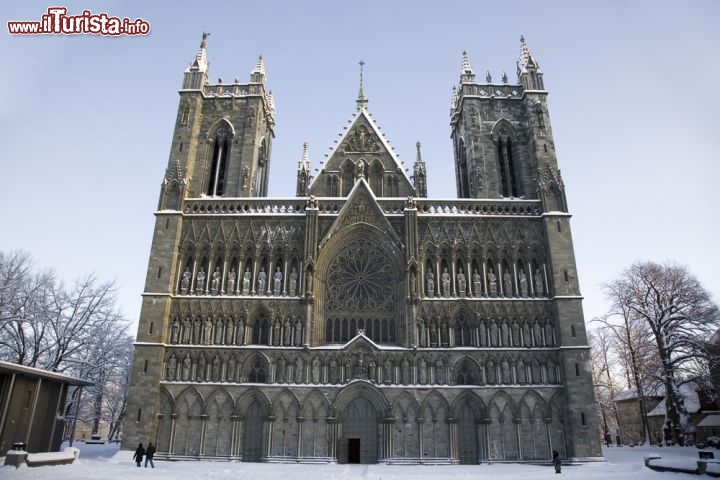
[356,59,368,110]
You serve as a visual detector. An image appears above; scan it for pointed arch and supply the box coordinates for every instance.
[206,119,235,196]
[491,118,522,198]
[369,158,384,195]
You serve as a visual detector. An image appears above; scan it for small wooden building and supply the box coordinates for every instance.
[0,360,92,455]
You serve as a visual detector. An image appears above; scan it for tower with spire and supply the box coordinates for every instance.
[124,36,601,464]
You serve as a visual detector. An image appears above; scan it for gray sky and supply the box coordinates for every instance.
[2,1,718,333]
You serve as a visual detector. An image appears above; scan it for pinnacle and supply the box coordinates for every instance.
[252,55,266,75]
[461,50,474,75]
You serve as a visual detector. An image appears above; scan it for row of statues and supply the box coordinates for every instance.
[180,265,299,296]
[423,267,545,298]
[417,318,554,349]
[170,316,303,347]
[164,352,561,386]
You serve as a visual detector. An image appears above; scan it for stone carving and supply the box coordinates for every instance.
[182,317,191,343]
[425,270,435,297]
[472,269,482,297]
[311,357,320,384]
[273,267,283,296]
[418,358,427,385]
[182,353,192,381]
[195,268,205,295]
[204,318,212,345]
[257,267,267,294]
[294,357,303,383]
[519,269,528,297]
[214,317,224,344]
[181,268,191,294]
[534,269,544,296]
[294,318,303,346]
[503,271,513,297]
[242,268,251,295]
[283,319,291,346]
[227,268,236,294]
[343,124,381,153]
[171,318,180,343]
[326,238,394,311]
[225,318,235,345]
[289,268,298,295]
[457,268,466,296]
[488,268,497,296]
[167,354,177,380]
[441,268,451,297]
[211,267,221,294]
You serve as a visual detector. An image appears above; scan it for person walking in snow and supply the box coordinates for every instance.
[145,442,156,468]
[552,450,561,474]
[133,443,145,467]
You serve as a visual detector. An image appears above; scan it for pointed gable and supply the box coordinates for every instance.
[308,108,416,197]
[319,179,403,250]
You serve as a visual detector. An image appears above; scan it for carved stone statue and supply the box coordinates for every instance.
[195,267,206,295]
[311,357,320,384]
[503,271,513,297]
[488,268,497,296]
[501,358,511,384]
[425,270,435,297]
[214,317,224,344]
[519,269,528,297]
[472,269,482,297]
[418,358,427,385]
[225,318,235,345]
[289,268,298,296]
[383,358,392,384]
[294,356,303,383]
[212,355,220,382]
[441,268,451,297]
[418,319,427,347]
[283,318,291,346]
[242,267,251,295]
[273,267,283,296]
[182,353,192,381]
[211,267,221,294]
[204,318,212,345]
[534,269,544,297]
[457,268,466,296]
[257,267,267,294]
[181,267,191,294]
[533,320,543,346]
[294,318,303,346]
[171,318,180,343]
[167,354,177,380]
[236,317,245,345]
[227,268,236,294]
[490,320,499,347]
[182,317,191,343]
[273,320,280,346]
[192,318,200,344]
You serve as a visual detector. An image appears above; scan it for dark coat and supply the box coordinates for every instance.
[146,444,156,458]
[133,445,145,462]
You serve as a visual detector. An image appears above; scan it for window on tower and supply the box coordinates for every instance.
[207,127,230,196]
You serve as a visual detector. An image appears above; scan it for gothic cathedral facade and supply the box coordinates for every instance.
[123,35,602,463]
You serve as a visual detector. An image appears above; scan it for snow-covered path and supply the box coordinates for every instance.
[0,443,707,479]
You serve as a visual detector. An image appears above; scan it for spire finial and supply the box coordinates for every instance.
[299,141,310,169]
[356,59,368,110]
[416,141,422,162]
[461,51,474,75]
[200,31,210,50]
[252,55,265,75]
[518,34,539,72]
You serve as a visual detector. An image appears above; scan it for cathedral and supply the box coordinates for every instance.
[123,35,602,463]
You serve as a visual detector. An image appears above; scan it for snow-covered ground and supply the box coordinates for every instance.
[0,443,711,479]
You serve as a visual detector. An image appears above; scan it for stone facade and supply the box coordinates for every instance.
[122,35,602,463]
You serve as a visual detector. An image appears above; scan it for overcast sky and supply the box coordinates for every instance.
[1,1,718,333]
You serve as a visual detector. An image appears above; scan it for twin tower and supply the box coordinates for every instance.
[124,35,601,464]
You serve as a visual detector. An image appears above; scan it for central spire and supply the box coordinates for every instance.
[356,60,368,111]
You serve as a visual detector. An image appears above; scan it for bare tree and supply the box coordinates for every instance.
[603,261,719,444]
[589,327,621,437]
[0,250,134,443]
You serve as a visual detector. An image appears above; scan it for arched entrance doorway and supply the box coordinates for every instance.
[340,396,378,463]
[242,401,265,462]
